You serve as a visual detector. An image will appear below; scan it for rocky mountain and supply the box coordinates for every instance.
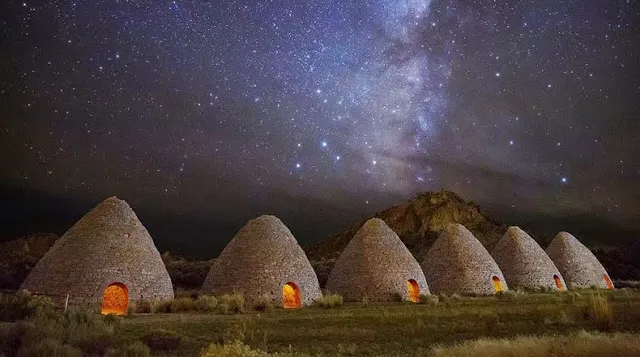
[308,190,506,261]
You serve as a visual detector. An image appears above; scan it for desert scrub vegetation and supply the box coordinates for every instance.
[313,294,344,309]
[429,330,640,357]
[115,289,640,356]
[253,295,275,312]
[0,290,54,322]
[0,303,151,357]
[582,291,613,331]
[418,294,439,306]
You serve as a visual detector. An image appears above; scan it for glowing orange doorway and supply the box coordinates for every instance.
[407,279,420,302]
[491,276,504,293]
[101,282,128,315]
[603,274,614,289]
[553,275,564,290]
[283,282,301,309]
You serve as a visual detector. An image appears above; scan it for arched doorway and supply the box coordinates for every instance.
[407,279,420,302]
[491,276,504,293]
[282,282,301,309]
[101,282,128,315]
[603,274,614,289]
[553,275,564,290]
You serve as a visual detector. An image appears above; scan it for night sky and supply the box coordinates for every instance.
[1,1,638,256]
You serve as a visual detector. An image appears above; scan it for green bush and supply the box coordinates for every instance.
[103,313,121,327]
[141,329,181,352]
[218,294,245,314]
[152,300,173,313]
[0,291,55,322]
[0,307,142,357]
[313,294,343,309]
[253,295,275,312]
[119,340,151,357]
[169,297,197,313]
[195,295,218,312]
[418,294,439,306]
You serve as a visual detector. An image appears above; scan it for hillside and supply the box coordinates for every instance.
[0,233,59,289]
[309,190,506,261]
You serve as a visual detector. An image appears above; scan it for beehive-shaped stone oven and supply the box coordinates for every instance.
[492,226,566,291]
[546,231,614,289]
[201,215,321,308]
[326,218,429,302]
[21,197,174,315]
[422,223,508,295]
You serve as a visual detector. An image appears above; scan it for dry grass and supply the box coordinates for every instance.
[583,291,613,331]
[429,330,640,357]
[313,294,344,309]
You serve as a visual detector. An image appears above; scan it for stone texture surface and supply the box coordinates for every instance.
[492,226,566,291]
[326,218,429,302]
[201,215,321,306]
[20,197,174,308]
[546,231,614,289]
[422,223,508,295]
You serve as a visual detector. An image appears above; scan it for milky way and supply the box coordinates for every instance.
[1,0,638,251]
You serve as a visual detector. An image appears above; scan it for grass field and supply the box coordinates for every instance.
[115,289,640,356]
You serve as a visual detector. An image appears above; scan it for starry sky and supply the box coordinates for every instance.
[1,0,638,256]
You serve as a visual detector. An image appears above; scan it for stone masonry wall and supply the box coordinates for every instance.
[422,223,508,295]
[326,218,429,302]
[21,197,174,308]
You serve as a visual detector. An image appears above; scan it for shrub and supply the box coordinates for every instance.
[103,313,121,328]
[119,340,152,357]
[496,291,517,301]
[583,292,613,331]
[419,294,439,306]
[313,294,343,309]
[195,295,218,312]
[152,300,173,313]
[131,300,153,314]
[253,295,275,312]
[169,297,197,313]
[450,293,463,301]
[218,294,245,314]
[0,291,55,322]
[141,329,181,352]
[0,307,137,356]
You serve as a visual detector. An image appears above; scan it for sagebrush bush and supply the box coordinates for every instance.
[0,306,142,357]
[419,294,439,306]
[313,294,343,309]
[141,329,181,352]
[0,291,55,322]
[253,295,275,312]
[117,341,151,357]
[169,297,197,313]
[218,294,245,314]
[196,295,218,312]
